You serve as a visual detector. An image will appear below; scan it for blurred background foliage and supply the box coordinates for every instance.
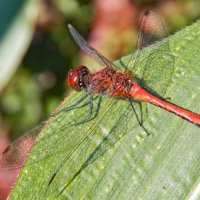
[0,0,199,198]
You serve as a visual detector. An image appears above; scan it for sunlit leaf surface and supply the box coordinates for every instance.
[10,20,200,199]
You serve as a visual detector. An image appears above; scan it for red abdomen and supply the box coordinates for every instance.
[130,84,200,127]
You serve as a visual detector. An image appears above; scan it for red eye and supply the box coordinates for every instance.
[67,65,89,91]
[67,69,81,91]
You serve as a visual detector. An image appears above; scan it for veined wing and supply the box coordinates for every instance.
[68,24,117,69]
[128,10,174,96]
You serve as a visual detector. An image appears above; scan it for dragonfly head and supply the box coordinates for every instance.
[67,65,90,91]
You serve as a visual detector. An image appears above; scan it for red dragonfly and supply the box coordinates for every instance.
[67,11,200,128]
[0,10,199,197]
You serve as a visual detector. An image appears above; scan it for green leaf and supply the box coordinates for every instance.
[0,0,39,92]
[10,20,200,199]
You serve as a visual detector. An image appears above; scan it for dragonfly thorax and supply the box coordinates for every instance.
[67,65,90,91]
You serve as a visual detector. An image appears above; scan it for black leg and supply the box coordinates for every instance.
[67,95,99,111]
[46,96,102,195]
[93,96,102,119]
[75,95,94,125]
[138,101,144,125]
[50,93,89,124]
[129,100,150,136]
[74,95,102,125]
[60,93,89,113]
[52,93,101,126]
[51,93,89,120]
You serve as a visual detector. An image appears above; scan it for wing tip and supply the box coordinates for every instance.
[144,10,150,16]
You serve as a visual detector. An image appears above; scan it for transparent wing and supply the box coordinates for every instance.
[128,10,174,96]
[138,10,166,47]
[0,117,71,170]
[0,122,46,169]
[46,99,144,196]
[0,94,124,171]
[0,13,170,194]
[68,24,117,69]
[0,104,87,170]
[1,94,142,196]
[128,10,167,71]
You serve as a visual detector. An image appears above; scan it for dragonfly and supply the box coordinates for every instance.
[66,13,200,128]
[0,10,199,197]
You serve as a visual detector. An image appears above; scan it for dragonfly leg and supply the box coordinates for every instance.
[56,93,89,115]
[138,101,146,125]
[75,94,93,125]
[58,93,89,113]
[75,95,102,125]
[57,94,99,114]
[66,95,99,111]
[129,100,150,136]
[50,93,90,123]
[46,98,103,194]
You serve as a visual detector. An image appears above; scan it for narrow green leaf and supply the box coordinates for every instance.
[0,0,39,92]
[11,20,200,199]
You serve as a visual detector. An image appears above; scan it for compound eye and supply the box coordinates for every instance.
[67,65,89,91]
[67,69,81,91]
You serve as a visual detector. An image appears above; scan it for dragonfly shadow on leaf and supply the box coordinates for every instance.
[46,100,148,197]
